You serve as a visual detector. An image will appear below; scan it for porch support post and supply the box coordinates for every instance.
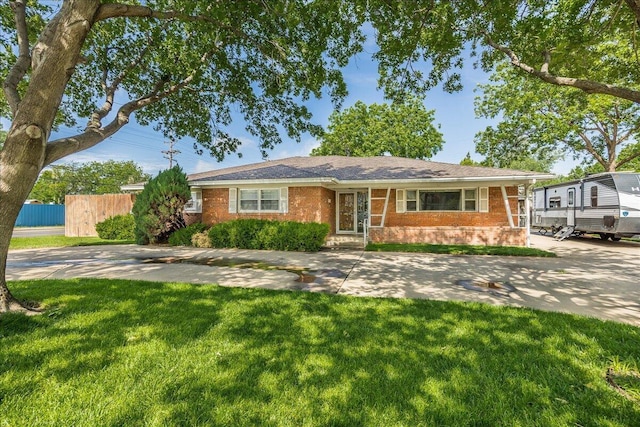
[367,187,372,227]
[525,184,532,247]
[501,185,515,228]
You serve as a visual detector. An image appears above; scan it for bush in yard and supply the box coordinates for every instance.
[132,166,191,245]
[95,214,135,240]
[168,223,208,246]
[208,219,330,252]
[191,231,212,248]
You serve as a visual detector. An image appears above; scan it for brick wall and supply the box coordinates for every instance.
[369,226,527,246]
[370,186,526,246]
[201,185,525,245]
[382,186,519,228]
[202,186,336,233]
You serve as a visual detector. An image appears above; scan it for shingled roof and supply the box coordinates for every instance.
[188,156,553,184]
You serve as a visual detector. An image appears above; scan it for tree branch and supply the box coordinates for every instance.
[482,32,640,104]
[96,3,217,23]
[3,0,31,117]
[625,0,640,27]
[576,130,607,167]
[45,69,199,166]
[88,32,157,129]
[616,147,640,168]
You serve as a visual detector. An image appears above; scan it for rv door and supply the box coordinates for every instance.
[567,188,576,227]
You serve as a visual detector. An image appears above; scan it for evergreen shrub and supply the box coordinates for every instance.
[208,219,329,252]
[132,166,191,244]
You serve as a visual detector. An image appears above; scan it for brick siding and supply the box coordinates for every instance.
[369,226,527,246]
[201,185,526,246]
[202,186,336,233]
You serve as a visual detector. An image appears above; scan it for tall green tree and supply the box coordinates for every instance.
[367,1,640,103]
[475,65,640,172]
[29,160,150,204]
[132,166,190,245]
[310,99,443,159]
[0,0,369,312]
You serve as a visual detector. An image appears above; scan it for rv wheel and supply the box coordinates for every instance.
[611,236,621,242]
[599,233,609,240]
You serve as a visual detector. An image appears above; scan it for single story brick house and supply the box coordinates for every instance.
[174,156,553,247]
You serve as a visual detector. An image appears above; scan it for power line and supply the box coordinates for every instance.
[161,132,181,168]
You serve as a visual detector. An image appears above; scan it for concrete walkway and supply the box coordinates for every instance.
[6,234,640,326]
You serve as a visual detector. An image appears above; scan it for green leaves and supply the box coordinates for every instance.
[474,63,640,171]
[132,165,190,245]
[29,161,150,204]
[311,99,443,159]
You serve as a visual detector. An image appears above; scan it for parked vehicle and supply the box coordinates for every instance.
[532,172,640,241]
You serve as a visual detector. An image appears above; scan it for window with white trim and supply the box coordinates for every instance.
[403,189,478,212]
[406,190,417,211]
[238,188,286,212]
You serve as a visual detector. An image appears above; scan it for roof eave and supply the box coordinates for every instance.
[188,177,337,187]
[332,174,555,186]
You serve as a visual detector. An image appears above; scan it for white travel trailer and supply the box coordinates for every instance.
[532,172,640,240]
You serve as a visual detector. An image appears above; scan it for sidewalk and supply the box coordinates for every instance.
[7,234,640,326]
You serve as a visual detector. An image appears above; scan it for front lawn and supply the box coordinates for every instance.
[1,279,638,426]
[9,235,135,250]
[366,242,556,257]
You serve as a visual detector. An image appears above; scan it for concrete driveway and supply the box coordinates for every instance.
[6,234,640,326]
[342,234,640,326]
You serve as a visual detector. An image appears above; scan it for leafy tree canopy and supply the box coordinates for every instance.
[460,151,555,173]
[460,152,481,167]
[310,99,443,159]
[368,1,640,103]
[474,64,640,172]
[29,160,150,204]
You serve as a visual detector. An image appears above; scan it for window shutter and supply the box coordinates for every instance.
[228,188,237,213]
[396,189,405,213]
[280,187,288,213]
[479,187,489,212]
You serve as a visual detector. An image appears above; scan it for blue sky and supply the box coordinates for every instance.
[21,47,577,177]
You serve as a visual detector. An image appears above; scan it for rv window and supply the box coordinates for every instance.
[549,197,561,208]
[591,186,598,207]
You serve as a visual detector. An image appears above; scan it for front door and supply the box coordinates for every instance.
[337,191,368,233]
[567,188,576,227]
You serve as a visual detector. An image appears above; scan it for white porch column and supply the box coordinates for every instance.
[501,185,515,228]
[525,184,532,247]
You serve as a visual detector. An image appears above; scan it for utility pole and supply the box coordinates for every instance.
[162,132,180,168]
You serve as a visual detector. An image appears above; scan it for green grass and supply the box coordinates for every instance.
[366,242,557,257]
[1,279,639,426]
[9,235,135,250]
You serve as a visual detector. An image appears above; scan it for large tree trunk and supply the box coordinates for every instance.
[0,0,100,313]
[0,161,39,312]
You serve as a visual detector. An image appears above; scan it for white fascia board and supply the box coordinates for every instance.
[331,175,554,188]
[188,177,337,187]
[120,183,146,192]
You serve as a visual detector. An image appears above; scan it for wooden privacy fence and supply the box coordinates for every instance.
[65,194,135,237]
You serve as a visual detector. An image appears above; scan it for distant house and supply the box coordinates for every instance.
[171,156,553,247]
